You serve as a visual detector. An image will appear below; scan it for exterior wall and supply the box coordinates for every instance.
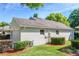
[10,19,20,30]
[10,19,20,43]
[20,28,48,46]
[20,28,74,46]
[11,30,20,43]
[47,29,74,40]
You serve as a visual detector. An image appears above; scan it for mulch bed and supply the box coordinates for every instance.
[0,49,22,56]
[47,44,64,46]
[7,48,24,53]
[0,47,31,56]
[0,48,23,53]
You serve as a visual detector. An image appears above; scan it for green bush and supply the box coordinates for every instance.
[14,41,33,50]
[74,32,79,39]
[51,37,65,45]
[71,39,79,49]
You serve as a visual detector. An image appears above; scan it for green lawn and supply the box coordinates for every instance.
[20,41,71,56]
[0,41,71,56]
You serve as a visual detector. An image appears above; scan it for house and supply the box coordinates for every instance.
[10,17,74,46]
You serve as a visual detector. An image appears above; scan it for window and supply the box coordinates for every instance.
[40,30,44,35]
[56,30,59,34]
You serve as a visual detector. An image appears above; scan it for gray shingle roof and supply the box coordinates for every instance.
[13,17,73,30]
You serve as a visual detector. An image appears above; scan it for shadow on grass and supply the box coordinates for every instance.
[58,45,79,56]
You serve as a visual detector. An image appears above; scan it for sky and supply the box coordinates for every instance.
[0,3,79,23]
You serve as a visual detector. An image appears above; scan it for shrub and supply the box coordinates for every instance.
[14,41,33,50]
[51,37,65,45]
[74,32,79,39]
[71,39,79,49]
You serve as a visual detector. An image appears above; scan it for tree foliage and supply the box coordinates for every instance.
[21,3,43,19]
[33,13,38,18]
[46,13,70,26]
[29,13,39,19]
[21,3,43,10]
[68,8,79,28]
[0,22,9,27]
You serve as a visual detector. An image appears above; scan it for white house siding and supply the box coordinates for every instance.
[20,28,48,46]
[46,29,74,40]
[20,28,74,46]
[10,18,74,46]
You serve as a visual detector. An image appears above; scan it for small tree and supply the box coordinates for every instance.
[33,13,38,18]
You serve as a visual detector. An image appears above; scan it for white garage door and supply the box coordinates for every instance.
[21,32,48,46]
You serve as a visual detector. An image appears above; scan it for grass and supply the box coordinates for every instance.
[0,41,71,56]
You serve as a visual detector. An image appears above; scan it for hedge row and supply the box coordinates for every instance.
[14,41,33,50]
[51,37,65,45]
[74,32,79,39]
[71,40,79,49]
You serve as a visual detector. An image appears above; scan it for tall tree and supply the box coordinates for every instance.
[21,3,44,19]
[46,13,70,26]
[21,3,43,10]
[68,8,79,28]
